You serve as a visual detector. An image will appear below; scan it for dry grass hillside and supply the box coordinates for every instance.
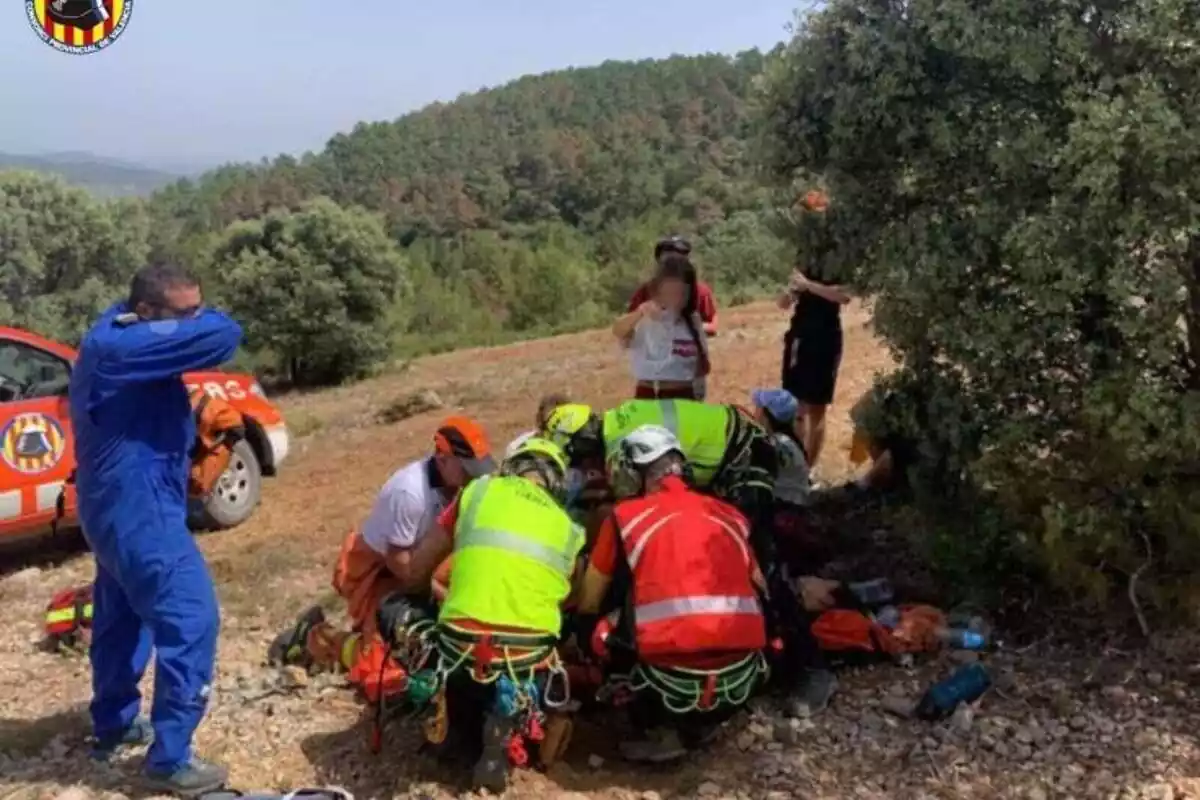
[1,302,1196,800]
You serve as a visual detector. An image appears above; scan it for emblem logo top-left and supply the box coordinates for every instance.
[26,0,134,55]
[1,413,68,475]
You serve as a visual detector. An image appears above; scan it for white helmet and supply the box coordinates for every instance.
[608,424,684,499]
[618,425,683,465]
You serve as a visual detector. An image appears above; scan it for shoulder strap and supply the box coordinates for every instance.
[193,392,211,421]
[608,507,639,657]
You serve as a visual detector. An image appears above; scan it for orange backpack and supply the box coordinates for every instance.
[811,604,947,659]
[45,585,93,644]
[188,389,246,498]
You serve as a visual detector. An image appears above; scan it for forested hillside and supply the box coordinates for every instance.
[152,52,772,242]
[4,50,793,381]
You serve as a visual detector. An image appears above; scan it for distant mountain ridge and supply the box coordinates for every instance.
[0,151,181,197]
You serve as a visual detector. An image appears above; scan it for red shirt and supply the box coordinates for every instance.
[589,515,622,578]
[628,280,718,324]
[436,495,461,535]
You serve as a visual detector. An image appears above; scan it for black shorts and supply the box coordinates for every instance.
[781,325,844,407]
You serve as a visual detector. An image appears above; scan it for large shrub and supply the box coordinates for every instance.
[208,198,407,386]
[760,0,1200,619]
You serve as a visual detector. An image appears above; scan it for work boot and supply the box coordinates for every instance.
[267,605,326,667]
[90,715,154,762]
[788,668,838,718]
[618,727,687,763]
[143,756,229,798]
[472,713,511,794]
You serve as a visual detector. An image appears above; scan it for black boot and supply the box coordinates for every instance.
[472,712,511,794]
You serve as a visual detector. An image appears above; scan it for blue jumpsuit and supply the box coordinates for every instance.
[68,303,243,774]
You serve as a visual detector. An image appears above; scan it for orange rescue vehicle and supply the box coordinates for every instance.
[0,325,290,542]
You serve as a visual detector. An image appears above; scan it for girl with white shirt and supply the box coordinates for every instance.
[611,253,710,400]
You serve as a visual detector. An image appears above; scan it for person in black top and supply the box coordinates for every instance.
[776,267,851,469]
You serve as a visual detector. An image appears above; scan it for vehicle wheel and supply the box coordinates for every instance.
[198,439,262,530]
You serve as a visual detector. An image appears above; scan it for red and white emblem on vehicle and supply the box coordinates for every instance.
[1,413,67,475]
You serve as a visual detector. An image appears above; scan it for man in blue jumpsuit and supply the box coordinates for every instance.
[69,264,243,796]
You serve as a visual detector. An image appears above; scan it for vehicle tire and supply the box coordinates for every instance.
[197,439,262,530]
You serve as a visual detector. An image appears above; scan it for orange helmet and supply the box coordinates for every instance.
[433,416,495,478]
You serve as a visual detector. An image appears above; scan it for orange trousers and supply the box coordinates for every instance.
[318,530,408,702]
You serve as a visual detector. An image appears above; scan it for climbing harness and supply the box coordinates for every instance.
[375,618,573,767]
[622,652,769,715]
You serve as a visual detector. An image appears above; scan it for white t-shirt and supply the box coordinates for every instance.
[359,457,447,555]
[773,433,811,506]
[628,312,708,383]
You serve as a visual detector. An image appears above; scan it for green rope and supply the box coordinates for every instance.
[429,626,557,688]
[390,620,560,717]
[629,652,769,714]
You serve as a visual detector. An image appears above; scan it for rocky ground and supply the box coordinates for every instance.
[1,303,1197,800]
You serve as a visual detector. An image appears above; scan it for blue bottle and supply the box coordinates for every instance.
[915,662,992,720]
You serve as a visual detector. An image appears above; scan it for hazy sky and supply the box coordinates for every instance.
[0,0,800,172]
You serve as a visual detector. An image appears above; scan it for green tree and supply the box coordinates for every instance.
[698,210,793,303]
[208,198,407,386]
[761,0,1200,616]
[0,171,148,342]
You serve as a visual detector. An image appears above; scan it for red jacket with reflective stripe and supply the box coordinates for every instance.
[613,475,767,661]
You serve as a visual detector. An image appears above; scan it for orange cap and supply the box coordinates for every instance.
[433,416,495,477]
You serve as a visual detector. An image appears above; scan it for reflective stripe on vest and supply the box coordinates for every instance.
[660,400,680,437]
[620,506,679,570]
[455,476,581,576]
[636,595,762,625]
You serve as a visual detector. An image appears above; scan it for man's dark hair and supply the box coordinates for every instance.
[536,392,571,429]
[128,264,199,309]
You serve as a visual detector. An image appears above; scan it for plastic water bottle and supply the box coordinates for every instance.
[915,662,992,720]
[847,578,894,607]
